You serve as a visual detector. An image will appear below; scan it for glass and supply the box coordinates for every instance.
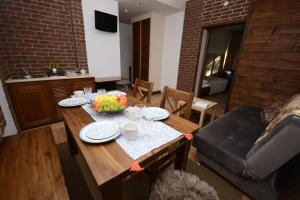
[97,89,106,95]
[83,87,92,94]
[83,87,92,101]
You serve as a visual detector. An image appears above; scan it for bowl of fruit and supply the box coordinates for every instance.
[91,94,128,113]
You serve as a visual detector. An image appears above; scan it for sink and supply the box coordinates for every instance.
[9,74,47,80]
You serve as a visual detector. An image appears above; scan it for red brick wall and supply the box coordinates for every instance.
[0,0,88,77]
[177,0,252,92]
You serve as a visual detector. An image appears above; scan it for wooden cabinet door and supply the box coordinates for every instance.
[9,84,55,129]
[132,19,150,82]
[140,18,150,81]
[68,78,95,93]
[48,80,70,120]
[133,21,141,83]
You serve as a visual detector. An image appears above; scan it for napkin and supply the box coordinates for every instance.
[195,101,210,108]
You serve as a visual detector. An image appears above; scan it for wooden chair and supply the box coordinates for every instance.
[133,79,154,104]
[160,86,194,120]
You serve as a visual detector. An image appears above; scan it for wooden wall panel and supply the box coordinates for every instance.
[132,19,150,82]
[140,18,150,81]
[228,0,300,110]
[132,22,140,83]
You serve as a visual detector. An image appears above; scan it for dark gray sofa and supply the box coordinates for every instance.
[193,105,300,200]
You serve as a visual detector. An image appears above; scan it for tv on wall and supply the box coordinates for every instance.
[94,10,117,33]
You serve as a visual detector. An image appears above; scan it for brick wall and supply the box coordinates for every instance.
[0,0,88,77]
[177,0,252,92]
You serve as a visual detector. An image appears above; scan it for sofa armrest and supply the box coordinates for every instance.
[245,115,300,179]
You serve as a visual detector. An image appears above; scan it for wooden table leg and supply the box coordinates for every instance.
[210,107,216,122]
[199,110,205,128]
[174,139,191,171]
[65,123,78,156]
[100,178,122,200]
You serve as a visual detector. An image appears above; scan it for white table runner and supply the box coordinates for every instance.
[82,105,182,160]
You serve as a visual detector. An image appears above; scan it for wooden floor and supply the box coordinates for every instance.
[41,122,252,200]
[14,120,299,200]
[0,126,69,200]
[17,92,299,200]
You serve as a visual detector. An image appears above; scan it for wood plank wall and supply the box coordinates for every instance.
[228,0,300,110]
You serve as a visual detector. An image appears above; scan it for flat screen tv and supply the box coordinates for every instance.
[94,10,117,33]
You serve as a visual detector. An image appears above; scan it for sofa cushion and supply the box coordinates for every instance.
[193,105,266,175]
[260,100,284,124]
[255,93,300,143]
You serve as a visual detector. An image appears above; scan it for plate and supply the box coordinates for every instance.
[58,98,88,107]
[106,90,127,97]
[80,129,121,144]
[83,121,120,140]
[141,107,169,121]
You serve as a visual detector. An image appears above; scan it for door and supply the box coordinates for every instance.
[10,84,54,129]
[140,18,150,81]
[132,18,150,82]
[132,21,140,83]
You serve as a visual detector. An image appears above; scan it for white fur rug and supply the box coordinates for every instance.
[150,168,219,200]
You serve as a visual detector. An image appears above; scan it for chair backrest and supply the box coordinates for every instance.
[133,79,154,104]
[160,86,194,119]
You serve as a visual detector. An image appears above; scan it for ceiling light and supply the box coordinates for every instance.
[124,9,128,13]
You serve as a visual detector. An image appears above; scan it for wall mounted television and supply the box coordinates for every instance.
[94,10,117,33]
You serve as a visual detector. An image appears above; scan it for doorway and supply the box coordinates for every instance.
[195,24,244,116]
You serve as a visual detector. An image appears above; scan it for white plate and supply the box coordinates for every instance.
[106,90,127,97]
[83,121,120,140]
[80,129,121,144]
[141,107,169,121]
[58,98,88,107]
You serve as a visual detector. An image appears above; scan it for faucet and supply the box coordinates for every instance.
[22,68,32,79]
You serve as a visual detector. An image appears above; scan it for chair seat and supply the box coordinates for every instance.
[193,105,266,175]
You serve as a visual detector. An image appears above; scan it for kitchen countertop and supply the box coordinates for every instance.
[94,76,128,83]
[5,74,94,84]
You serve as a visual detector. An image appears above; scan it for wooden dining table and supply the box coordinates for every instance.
[62,96,200,200]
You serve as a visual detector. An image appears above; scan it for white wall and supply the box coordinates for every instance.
[119,23,132,80]
[160,11,185,90]
[82,0,121,78]
[0,81,17,137]
[157,0,186,10]
[149,13,165,91]
[132,12,165,91]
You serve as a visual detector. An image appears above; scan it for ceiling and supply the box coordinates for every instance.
[119,0,186,24]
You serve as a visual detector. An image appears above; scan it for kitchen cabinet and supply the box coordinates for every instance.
[48,80,70,120]
[9,83,55,129]
[7,77,95,130]
[68,78,95,92]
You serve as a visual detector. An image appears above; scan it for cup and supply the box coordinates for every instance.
[124,107,141,121]
[121,122,138,141]
[74,90,85,98]
[80,69,86,74]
